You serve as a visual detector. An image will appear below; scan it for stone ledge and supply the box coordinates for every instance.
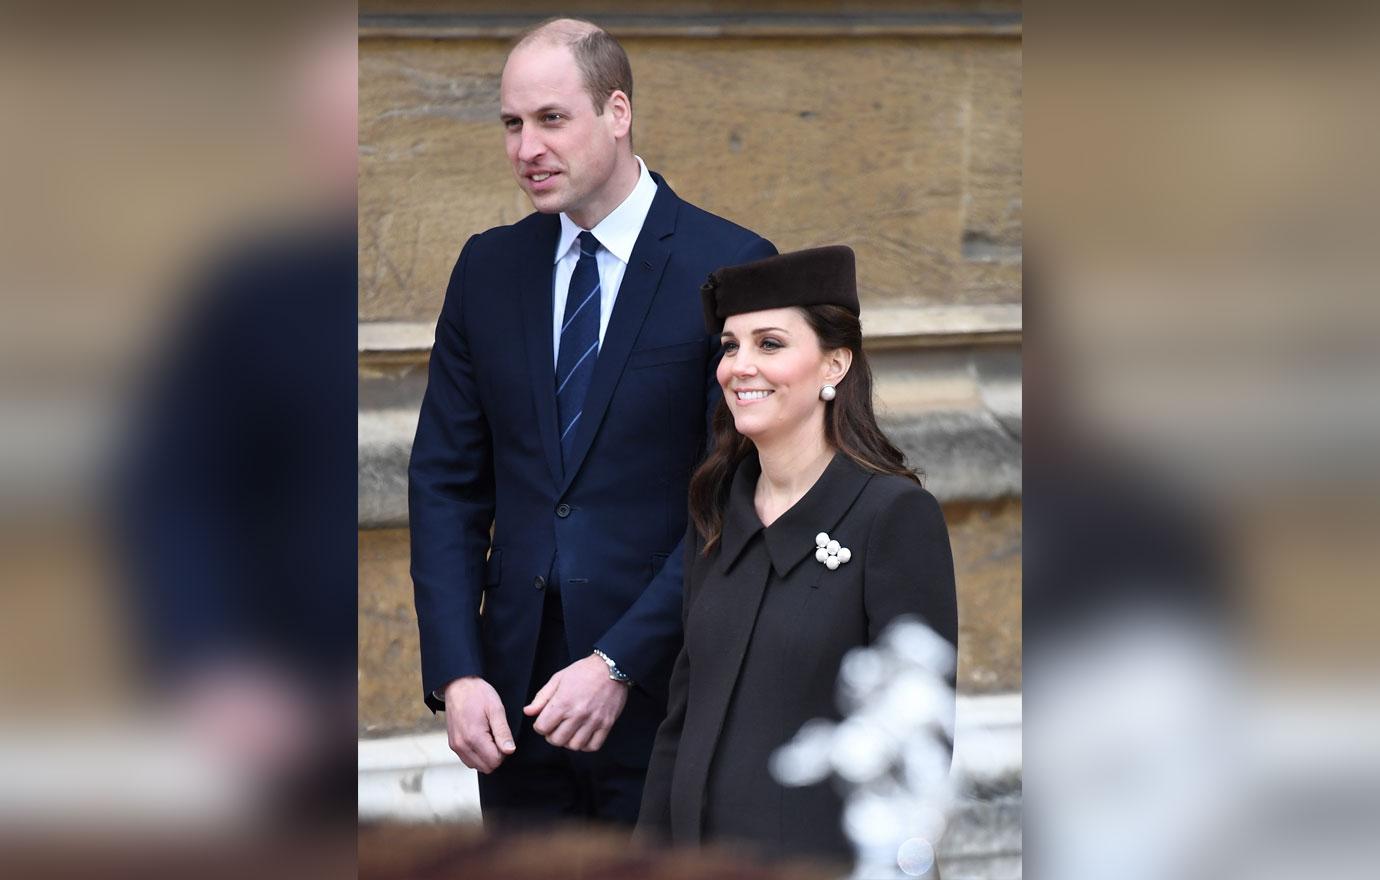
[358,404,1020,529]
[892,408,1022,504]
[359,731,481,824]
[359,407,420,529]
[360,12,1023,40]
[863,305,1022,350]
[359,305,1022,372]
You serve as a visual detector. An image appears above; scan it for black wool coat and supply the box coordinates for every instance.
[636,451,959,861]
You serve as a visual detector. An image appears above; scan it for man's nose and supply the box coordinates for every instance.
[517,127,544,163]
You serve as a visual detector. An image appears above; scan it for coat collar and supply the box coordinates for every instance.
[717,450,874,577]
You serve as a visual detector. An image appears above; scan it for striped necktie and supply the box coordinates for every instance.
[556,230,601,471]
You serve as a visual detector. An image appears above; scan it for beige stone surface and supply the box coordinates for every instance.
[358,498,1021,734]
[947,499,1023,694]
[359,34,1022,321]
[359,528,439,735]
[954,39,1023,297]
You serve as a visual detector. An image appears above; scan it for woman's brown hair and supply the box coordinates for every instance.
[688,304,920,552]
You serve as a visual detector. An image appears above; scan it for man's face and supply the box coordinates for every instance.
[499,43,626,220]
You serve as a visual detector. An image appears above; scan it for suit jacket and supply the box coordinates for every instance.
[636,451,959,859]
[408,174,776,762]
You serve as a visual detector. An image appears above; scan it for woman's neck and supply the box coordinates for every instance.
[753,430,835,527]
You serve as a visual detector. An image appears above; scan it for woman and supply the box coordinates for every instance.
[635,246,959,862]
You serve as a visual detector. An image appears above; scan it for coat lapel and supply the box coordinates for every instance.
[559,178,680,493]
[762,452,874,577]
[520,215,564,489]
[687,551,771,844]
[679,455,772,843]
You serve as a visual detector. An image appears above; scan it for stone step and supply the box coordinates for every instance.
[359,692,1021,875]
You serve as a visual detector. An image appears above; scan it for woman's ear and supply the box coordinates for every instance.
[824,347,853,387]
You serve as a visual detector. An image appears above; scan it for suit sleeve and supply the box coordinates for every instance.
[593,234,777,698]
[408,237,496,713]
[863,485,960,688]
[634,524,701,843]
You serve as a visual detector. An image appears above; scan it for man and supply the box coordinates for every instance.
[408,18,775,826]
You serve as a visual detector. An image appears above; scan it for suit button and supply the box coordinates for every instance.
[556,503,571,518]
[533,576,546,591]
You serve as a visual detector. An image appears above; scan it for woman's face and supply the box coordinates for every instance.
[717,307,846,443]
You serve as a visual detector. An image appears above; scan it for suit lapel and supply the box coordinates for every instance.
[520,215,564,489]
[559,180,680,492]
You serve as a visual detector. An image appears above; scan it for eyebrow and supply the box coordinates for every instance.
[720,326,791,339]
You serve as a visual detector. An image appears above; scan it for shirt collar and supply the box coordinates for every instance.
[717,450,875,577]
[554,156,658,265]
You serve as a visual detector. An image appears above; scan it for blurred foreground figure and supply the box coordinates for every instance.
[1025,454,1238,880]
[115,16,358,830]
[1021,251,1240,880]
[359,823,839,880]
[120,218,357,825]
[0,7,357,878]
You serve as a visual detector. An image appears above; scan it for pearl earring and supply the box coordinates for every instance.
[820,384,836,401]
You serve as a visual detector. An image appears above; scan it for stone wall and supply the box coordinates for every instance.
[357,0,1022,739]
[357,8,1021,873]
[359,3,1022,320]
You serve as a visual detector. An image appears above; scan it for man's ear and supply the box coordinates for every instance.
[605,89,632,139]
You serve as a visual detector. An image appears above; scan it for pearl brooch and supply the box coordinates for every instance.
[813,532,851,570]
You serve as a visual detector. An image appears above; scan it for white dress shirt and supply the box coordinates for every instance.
[551,156,658,363]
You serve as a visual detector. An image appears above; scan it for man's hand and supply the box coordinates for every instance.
[443,676,515,773]
[523,654,629,752]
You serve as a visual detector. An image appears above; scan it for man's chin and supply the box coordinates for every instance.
[523,189,567,215]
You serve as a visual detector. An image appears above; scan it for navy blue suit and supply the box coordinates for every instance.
[409,173,774,821]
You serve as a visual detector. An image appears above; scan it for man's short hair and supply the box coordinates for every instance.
[513,18,633,115]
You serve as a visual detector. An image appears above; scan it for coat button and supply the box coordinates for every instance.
[556,503,571,518]
[533,576,546,590]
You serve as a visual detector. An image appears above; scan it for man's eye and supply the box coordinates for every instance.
[503,118,520,130]
[543,113,564,123]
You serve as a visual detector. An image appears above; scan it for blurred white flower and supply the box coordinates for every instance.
[772,615,958,879]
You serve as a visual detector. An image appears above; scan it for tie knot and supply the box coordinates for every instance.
[577,230,601,257]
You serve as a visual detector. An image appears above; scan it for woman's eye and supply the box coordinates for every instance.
[760,338,783,351]
[722,341,738,354]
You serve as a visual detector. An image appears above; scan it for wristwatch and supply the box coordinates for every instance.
[592,649,633,685]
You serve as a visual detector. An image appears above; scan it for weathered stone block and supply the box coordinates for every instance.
[360,33,1022,320]
[359,528,439,735]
